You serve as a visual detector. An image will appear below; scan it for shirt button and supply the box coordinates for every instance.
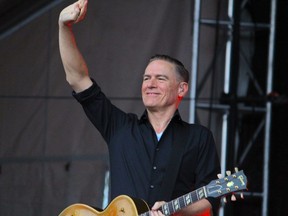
[153,166,157,170]
[150,185,154,189]
[156,148,160,151]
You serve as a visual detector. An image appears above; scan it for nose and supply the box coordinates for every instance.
[146,78,157,88]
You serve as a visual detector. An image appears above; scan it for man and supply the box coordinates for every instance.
[59,0,220,215]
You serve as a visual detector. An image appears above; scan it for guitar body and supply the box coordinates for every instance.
[59,195,150,216]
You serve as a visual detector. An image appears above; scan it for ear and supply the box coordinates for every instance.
[178,82,189,97]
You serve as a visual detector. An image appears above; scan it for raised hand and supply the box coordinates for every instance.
[59,0,88,27]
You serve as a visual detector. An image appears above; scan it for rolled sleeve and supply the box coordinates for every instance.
[72,78,101,103]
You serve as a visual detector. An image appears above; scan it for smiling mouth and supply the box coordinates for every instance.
[146,92,159,96]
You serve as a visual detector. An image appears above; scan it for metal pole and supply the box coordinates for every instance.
[189,0,201,124]
[219,1,234,216]
[262,0,276,215]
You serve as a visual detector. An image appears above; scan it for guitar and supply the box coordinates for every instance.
[59,169,247,216]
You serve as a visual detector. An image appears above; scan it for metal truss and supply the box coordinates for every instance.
[189,0,276,215]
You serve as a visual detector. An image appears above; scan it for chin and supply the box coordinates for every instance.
[144,103,157,109]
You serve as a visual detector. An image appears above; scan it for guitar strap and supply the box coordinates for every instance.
[157,123,191,201]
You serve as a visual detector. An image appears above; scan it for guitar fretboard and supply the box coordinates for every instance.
[139,186,207,216]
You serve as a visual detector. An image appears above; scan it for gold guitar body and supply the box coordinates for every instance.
[59,195,150,216]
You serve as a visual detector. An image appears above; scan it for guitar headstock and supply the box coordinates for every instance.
[206,168,247,201]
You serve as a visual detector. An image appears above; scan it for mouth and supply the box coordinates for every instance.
[146,92,159,96]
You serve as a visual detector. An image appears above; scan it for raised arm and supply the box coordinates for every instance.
[58,0,92,92]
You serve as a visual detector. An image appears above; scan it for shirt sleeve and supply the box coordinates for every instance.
[72,78,102,104]
[72,78,129,143]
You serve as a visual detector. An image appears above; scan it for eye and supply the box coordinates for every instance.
[143,76,150,81]
[157,76,167,81]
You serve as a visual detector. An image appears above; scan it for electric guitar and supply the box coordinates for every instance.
[59,169,247,216]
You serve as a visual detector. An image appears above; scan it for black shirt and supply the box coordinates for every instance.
[73,79,221,214]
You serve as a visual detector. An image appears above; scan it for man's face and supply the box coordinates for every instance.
[142,59,182,112]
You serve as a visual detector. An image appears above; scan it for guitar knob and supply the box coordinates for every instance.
[226,170,231,176]
[234,167,239,172]
[217,174,223,179]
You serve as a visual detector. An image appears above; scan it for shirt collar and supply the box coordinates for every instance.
[140,109,183,123]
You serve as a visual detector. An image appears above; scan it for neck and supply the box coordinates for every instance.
[147,109,175,133]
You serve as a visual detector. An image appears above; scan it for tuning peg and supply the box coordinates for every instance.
[231,194,237,201]
[217,173,223,179]
[234,167,239,172]
[226,170,231,176]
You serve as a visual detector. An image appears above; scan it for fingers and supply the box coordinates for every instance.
[150,201,165,216]
[74,0,88,23]
[149,210,165,216]
[59,0,88,26]
[151,201,165,211]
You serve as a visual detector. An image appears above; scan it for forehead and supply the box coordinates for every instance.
[144,59,176,76]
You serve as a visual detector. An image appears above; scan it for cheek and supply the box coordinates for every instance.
[166,87,179,98]
[141,83,148,94]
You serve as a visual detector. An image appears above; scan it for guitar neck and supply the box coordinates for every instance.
[139,186,207,216]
